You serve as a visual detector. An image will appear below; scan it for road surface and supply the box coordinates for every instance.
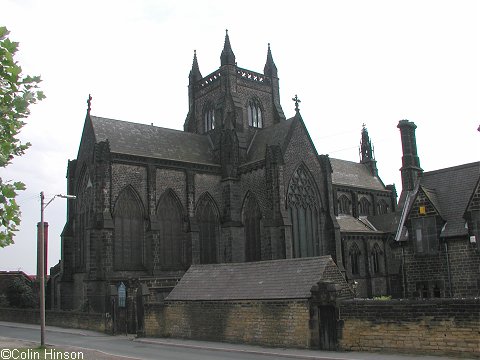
[0,322,460,360]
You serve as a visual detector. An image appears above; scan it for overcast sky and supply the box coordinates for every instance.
[1,0,478,275]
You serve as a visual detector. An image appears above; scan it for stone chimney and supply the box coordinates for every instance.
[397,120,423,192]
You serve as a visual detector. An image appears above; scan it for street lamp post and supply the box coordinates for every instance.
[39,191,76,347]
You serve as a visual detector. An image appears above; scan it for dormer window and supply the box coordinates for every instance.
[247,99,263,128]
[204,106,215,132]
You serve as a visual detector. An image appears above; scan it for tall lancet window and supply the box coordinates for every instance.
[349,243,361,275]
[243,194,263,262]
[114,187,144,270]
[247,99,263,128]
[287,164,321,258]
[196,194,219,264]
[204,104,215,132]
[157,190,185,269]
[75,170,92,271]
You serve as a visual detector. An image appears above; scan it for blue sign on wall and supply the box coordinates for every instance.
[118,282,126,308]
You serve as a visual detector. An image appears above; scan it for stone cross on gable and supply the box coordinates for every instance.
[292,94,301,112]
[87,94,92,115]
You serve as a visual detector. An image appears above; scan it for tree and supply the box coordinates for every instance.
[6,276,36,308]
[0,26,45,247]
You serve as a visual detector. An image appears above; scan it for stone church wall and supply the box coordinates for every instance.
[111,163,148,209]
[282,119,333,256]
[156,168,187,208]
[339,298,480,357]
[144,299,311,348]
[194,172,222,209]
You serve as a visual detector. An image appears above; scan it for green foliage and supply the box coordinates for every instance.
[6,276,36,308]
[0,26,45,247]
[373,295,392,301]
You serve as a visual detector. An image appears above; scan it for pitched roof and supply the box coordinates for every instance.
[419,161,480,238]
[247,118,294,162]
[336,215,380,233]
[368,212,400,234]
[166,256,343,301]
[90,116,217,165]
[330,158,386,191]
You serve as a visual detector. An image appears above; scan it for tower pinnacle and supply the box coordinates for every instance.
[189,50,202,82]
[264,43,278,77]
[220,29,236,66]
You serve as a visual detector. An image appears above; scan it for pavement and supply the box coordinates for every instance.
[0,321,468,360]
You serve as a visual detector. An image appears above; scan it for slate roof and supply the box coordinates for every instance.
[367,212,400,234]
[247,118,294,162]
[330,158,386,191]
[166,256,339,301]
[90,116,217,165]
[336,215,379,233]
[419,161,480,238]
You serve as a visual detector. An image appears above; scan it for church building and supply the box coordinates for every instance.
[58,31,477,313]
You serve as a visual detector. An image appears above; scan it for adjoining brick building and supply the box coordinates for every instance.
[57,31,479,320]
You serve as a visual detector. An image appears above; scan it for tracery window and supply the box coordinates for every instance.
[157,191,185,269]
[358,197,372,216]
[349,243,360,275]
[75,171,92,271]
[377,199,389,215]
[372,243,381,274]
[411,216,438,254]
[114,187,144,270]
[287,165,321,258]
[196,195,219,264]
[247,99,263,128]
[338,194,352,215]
[243,194,263,262]
[204,105,215,132]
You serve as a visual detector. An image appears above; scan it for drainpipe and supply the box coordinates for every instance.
[444,241,453,297]
[401,244,406,299]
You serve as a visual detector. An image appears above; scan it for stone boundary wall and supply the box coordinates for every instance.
[0,307,106,333]
[145,300,311,348]
[339,298,479,358]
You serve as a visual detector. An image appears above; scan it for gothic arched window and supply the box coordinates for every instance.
[157,190,185,269]
[358,197,372,216]
[247,99,263,128]
[204,104,215,132]
[287,165,321,258]
[338,194,351,215]
[372,243,382,274]
[243,194,263,262]
[196,195,219,264]
[75,170,92,271]
[114,187,144,270]
[377,199,389,215]
[349,243,361,275]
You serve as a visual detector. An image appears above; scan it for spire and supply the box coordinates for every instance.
[264,43,278,77]
[189,50,202,82]
[360,123,375,162]
[220,29,236,66]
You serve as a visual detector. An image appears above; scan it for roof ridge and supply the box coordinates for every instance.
[190,256,331,269]
[91,116,207,138]
[423,161,480,176]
